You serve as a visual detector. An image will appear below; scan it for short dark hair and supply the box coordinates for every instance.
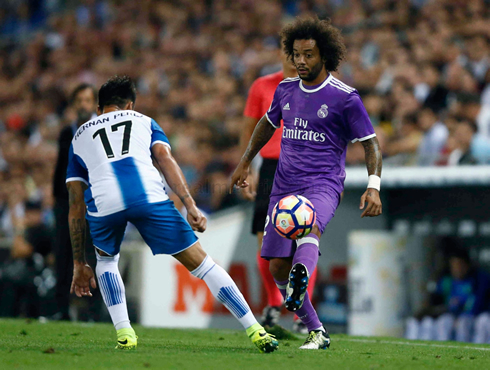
[439,237,471,263]
[70,83,97,104]
[98,75,137,110]
[402,113,418,126]
[281,17,347,72]
[25,199,42,211]
[448,247,471,264]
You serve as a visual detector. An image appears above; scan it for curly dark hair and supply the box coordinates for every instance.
[98,75,137,110]
[281,17,347,72]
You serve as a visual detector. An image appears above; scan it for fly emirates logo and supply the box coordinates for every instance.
[282,117,326,142]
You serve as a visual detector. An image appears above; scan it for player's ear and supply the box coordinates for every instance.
[126,101,134,110]
[96,106,102,115]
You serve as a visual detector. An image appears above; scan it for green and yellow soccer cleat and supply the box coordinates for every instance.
[246,323,279,353]
[116,327,138,350]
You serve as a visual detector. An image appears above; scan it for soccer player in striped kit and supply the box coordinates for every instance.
[67,76,278,353]
[241,48,318,333]
[231,17,383,349]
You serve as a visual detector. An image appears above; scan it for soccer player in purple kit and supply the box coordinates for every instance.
[230,17,383,349]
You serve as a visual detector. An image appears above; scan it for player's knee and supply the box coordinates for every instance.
[269,258,291,280]
[173,242,207,272]
[95,247,117,261]
[311,224,321,238]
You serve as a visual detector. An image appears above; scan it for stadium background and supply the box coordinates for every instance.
[1,0,490,340]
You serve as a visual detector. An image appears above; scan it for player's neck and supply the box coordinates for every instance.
[302,70,329,87]
[283,67,298,79]
[103,105,123,114]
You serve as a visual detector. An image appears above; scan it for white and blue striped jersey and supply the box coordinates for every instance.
[66,110,170,217]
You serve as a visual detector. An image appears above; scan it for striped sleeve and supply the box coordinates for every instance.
[66,144,89,185]
[150,118,171,149]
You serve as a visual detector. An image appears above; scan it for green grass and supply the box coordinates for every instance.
[1,319,490,369]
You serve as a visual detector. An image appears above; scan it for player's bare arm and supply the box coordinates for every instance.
[230,115,276,192]
[238,116,260,201]
[359,137,382,218]
[240,117,260,156]
[151,143,206,233]
[67,181,97,297]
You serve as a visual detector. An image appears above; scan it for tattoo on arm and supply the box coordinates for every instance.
[68,183,87,263]
[242,116,276,164]
[69,218,86,263]
[361,137,382,177]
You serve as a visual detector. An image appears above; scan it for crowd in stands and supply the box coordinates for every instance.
[1,0,490,221]
[1,1,490,319]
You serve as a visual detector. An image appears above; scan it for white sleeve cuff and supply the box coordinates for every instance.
[66,177,89,186]
[265,112,280,129]
[351,133,376,143]
[152,141,171,149]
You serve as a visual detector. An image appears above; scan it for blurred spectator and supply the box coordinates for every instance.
[415,63,448,113]
[447,119,479,166]
[52,83,98,321]
[447,118,490,165]
[0,200,53,317]
[453,93,490,140]
[406,244,490,343]
[417,108,448,166]
[384,114,422,166]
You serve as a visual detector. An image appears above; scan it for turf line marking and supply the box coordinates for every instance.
[338,338,490,351]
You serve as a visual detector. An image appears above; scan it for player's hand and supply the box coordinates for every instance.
[360,188,382,218]
[187,205,207,232]
[71,263,97,298]
[240,173,256,201]
[229,162,251,193]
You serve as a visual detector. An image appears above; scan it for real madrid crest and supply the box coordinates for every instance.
[317,104,328,118]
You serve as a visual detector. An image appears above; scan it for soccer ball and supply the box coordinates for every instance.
[272,195,316,240]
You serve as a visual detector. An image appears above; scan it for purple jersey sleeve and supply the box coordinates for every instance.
[343,92,376,143]
[264,84,283,128]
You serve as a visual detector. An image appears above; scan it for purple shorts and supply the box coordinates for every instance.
[260,188,340,260]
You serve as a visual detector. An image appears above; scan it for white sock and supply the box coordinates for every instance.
[95,251,131,331]
[191,255,257,330]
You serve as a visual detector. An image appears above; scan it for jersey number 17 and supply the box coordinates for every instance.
[93,120,132,158]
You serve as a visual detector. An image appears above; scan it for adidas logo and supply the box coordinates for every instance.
[283,103,290,110]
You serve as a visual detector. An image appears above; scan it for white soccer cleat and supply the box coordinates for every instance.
[299,330,331,350]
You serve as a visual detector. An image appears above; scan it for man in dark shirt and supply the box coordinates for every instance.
[52,83,97,320]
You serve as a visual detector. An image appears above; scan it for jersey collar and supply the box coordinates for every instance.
[299,73,332,93]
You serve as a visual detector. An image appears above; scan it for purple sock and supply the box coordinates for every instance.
[273,279,288,299]
[274,279,322,332]
[292,235,322,331]
[295,292,323,332]
[292,234,320,276]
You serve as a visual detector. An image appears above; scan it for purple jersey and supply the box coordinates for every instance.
[265,74,375,196]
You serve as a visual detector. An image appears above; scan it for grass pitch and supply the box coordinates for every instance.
[1,319,490,369]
